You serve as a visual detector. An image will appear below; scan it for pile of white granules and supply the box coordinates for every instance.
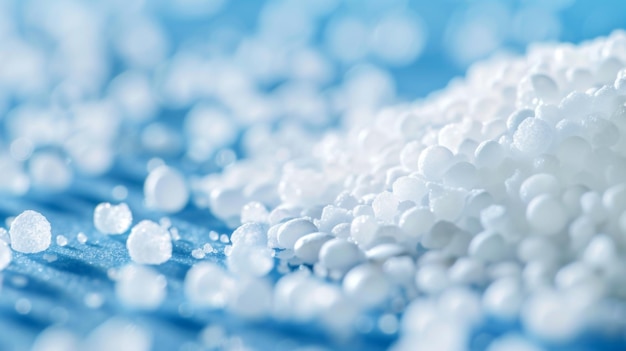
[4,24,626,351]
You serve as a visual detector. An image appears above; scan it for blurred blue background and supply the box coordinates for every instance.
[1,0,626,350]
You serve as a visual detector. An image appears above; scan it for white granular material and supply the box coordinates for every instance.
[56,235,68,247]
[94,202,133,235]
[126,220,172,265]
[144,165,189,213]
[9,210,52,253]
[188,30,626,347]
[76,232,88,244]
[115,264,167,310]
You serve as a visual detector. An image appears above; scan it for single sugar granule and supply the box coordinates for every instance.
[127,220,172,265]
[77,232,88,244]
[56,235,68,247]
[94,202,133,235]
[144,165,189,213]
[9,210,52,253]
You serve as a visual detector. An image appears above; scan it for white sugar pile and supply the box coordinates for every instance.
[187,30,626,349]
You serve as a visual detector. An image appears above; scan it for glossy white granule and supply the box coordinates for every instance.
[94,202,133,235]
[126,220,172,264]
[9,210,52,253]
[144,165,189,213]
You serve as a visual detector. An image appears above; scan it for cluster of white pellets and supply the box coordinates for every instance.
[184,31,626,349]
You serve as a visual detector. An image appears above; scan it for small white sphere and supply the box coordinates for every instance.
[126,220,172,265]
[319,238,363,271]
[185,262,234,308]
[483,277,524,320]
[526,195,568,235]
[9,210,52,254]
[519,173,560,203]
[415,263,449,294]
[418,145,454,180]
[392,176,428,203]
[399,207,434,238]
[144,165,189,213]
[227,245,274,277]
[93,202,133,235]
[343,264,390,307]
[372,191,399,222]
[350,215,379,246]
[469,231,507,262]
[230,222,267,247]
[513,118,554,156]
[277,218,318,250]
[294,232,334,264]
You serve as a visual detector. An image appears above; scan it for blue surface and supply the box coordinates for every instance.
[2,1,626,350]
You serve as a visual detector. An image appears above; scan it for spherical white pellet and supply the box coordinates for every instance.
[429,188,466,221]
[517,236,559,263]
[319,238,363,271]
[9,210,52,253]
[343,264,390,307]
[483,277,524,320]
[318,205,351,233]
[513,118,554,156]
[372,191,399,223]
[418,145,454,180]
[580,191,608,223]
[398,207,434,238]
[144,165,189,213]
[230,222,267,247]
[392,176,428,204]
[468,231,507,262]
[421,221,457,249]
[93,202,133,235]
[185,262,234,308]
[277,218,318,250]
[116,264,167,309]
[519,173,560,203]
[126,220,172,265]
[526,194,568,235]
[350,215,379,246]
[209,187,247,222]
[474,141,504,169]
[294,232,333,264]
[415,263,449,294]
[603,184,626,216]
[240,201,269,224]
[448,257,485,285]
[530,73,559,102]
[227,245,274,277]
[522,291,585,342]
